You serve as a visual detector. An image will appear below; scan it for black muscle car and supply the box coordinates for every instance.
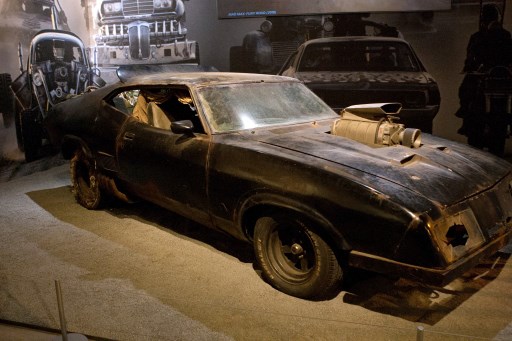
[279,36,440,133]
[45,72,512,299]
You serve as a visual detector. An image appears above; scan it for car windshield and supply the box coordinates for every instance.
[34,39,85,64]
[298,41,421,72]
[197,81,337,132]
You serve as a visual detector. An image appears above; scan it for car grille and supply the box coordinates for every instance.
[311,88,428,110]
[128,24,151,59]
[123,0,154,16]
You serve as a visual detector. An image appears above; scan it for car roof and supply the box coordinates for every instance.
[30,29,85,47]
[121,72,301,88]
[301,36,410,47]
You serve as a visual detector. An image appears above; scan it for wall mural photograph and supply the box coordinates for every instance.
[217,0,452,18]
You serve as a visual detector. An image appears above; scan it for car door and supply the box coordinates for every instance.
[116,86,212,226]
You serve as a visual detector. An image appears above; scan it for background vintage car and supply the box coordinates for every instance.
[279,36,441,133]
[45,72,511,299]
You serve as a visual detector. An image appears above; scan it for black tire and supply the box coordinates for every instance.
[20,109,42,162]
[70,148,103,209]
[0,73,14,128]
[254,215,343,299]
[14,102,24,151]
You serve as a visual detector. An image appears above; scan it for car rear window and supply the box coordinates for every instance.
[298,41,421,72]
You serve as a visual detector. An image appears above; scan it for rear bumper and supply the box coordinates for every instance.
[348,228,511,286]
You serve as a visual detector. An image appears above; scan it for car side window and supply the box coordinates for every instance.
[113,87,205,134]
[111,89,138,115]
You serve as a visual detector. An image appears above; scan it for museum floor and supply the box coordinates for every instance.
[0,149,511,341]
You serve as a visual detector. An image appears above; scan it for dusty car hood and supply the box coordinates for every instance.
[295,71,432,86]
[251,127,511,206]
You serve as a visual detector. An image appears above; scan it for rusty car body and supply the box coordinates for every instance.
[279,36,440,133]
[45,72,511,299]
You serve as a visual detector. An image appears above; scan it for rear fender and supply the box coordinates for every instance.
[61,135,93,160]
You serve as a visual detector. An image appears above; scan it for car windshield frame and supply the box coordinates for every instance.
[298,41,421,72]
[195,81,338,133]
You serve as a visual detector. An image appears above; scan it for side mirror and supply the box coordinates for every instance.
[171,120,194,135]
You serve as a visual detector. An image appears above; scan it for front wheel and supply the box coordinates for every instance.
[70,148,103,209]
[254,215,343,299]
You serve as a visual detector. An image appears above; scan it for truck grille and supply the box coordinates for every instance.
[123,0,154,16]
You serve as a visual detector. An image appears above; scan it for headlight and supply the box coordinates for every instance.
[154,0,172,9]
[323,19,334,32]
[433,209,485,263]
[33,72,43,87]
[102,1,122,15]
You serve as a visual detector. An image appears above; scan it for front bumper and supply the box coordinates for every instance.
[348,227,511,286]
[93,40,198,66]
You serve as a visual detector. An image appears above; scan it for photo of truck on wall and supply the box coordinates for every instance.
[92,0,198,67]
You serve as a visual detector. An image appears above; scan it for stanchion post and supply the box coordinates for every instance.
[416,325,425,341]
[55,280,68,341]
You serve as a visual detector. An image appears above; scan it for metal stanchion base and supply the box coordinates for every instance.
[53,333,88,341]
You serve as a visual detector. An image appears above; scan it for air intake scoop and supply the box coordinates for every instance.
[331,103,421,148]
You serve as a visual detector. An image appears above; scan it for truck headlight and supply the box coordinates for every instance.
[102,1,122,15]
[154,0,172,9]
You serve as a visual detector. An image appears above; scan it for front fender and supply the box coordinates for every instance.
[237,191,351,253]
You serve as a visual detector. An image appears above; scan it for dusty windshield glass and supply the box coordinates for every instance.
[197,81,337,132]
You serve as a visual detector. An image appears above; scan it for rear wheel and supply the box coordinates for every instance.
[21,109,42,162]
[254,215,343,299]
[70,148,103,209]
[14,102,24,151]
